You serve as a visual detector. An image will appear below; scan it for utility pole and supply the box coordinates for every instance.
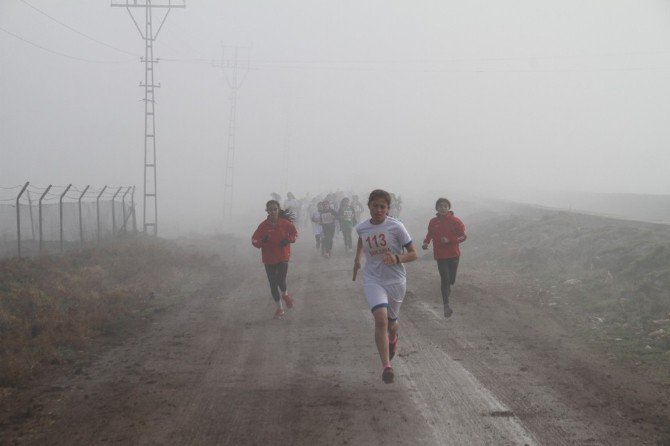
[111,0,185,235]
[282,112,292,194]
[214,44,250,221]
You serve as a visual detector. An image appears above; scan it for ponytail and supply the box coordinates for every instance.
[266,199,295,222]
[279,209,295,222]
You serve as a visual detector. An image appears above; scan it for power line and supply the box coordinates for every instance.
[17,0,140,57]
[0,26,135,64]
[112,0,185,236]
[159,54,670,74]
[242,49,670,67]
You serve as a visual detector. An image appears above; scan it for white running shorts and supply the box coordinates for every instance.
[363,282,407,320]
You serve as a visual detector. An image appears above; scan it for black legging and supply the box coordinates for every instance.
[437,257,459,306]
[341,224,353,249]
[264,262,289,303]
[322,224,335,253]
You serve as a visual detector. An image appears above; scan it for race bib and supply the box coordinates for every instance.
[364,231,391,257]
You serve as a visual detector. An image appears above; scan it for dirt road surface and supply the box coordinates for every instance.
[1,233,666,445]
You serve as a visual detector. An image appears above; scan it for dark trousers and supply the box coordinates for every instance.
[264,262,289,303]
[437,257,459,306]
[341,223,353,249]
[322,224,335,253]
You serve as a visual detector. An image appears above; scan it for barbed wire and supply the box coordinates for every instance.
[2,183,135,205]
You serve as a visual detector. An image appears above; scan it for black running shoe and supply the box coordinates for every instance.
[382,366,394,384]
[444,306,453,318]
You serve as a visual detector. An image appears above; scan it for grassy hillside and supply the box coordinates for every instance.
[0,236,221,386]
[466,207,670,366]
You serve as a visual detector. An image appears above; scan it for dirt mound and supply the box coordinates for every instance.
[467,205,670,389]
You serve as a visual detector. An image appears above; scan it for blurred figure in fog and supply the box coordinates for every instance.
[422,198,466,318]
[319,200,337,258]
[389,193,402,218]
[285,192,301,226]
[338,197,357,253]
[351,195,365,222]
[310,200,324,251]
[252,200,298,319]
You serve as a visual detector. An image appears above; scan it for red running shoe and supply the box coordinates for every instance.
[282,293,294,309]
[274,308,285,319]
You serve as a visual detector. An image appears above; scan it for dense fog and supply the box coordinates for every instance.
[2,0,670,236]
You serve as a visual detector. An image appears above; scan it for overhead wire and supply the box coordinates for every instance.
[5,0,670,72]
[17,0,140,57]
[0,26,136,64]
[158,52,670,74]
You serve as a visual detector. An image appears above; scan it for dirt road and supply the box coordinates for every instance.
[1,234,665,445]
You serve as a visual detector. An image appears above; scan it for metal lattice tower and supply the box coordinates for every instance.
[214,45,250,220]
[112,0,185,235]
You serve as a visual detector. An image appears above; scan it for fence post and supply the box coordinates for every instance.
[96,186,107,245]
[111,186,122,236]
[39,185,52,254]
[26,189,36,240]
[121,186,131,232]
[16,182,29,258]
[78,186,90,249]
[59,184,72,254]
[131,186,137,233]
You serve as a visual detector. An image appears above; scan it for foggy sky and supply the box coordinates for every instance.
[2,0,670,234]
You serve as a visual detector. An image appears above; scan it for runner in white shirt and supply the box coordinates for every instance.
[353,189,417,384]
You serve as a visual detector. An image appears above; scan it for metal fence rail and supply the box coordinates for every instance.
[1,182,136,258]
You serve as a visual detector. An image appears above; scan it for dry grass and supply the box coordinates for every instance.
[0,235,215,386]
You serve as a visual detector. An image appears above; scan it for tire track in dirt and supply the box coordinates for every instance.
[132,241,437,445]
[397,307,540,445]
[402,260,656,445]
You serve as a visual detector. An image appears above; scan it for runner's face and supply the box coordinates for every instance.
[437,202,451,215]
[369,198,389,223]
[266,204,279,220]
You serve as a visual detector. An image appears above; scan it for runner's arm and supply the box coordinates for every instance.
[398,242,418,263]
[287,221,298,243]
[353,237,363,281]
[422,222,433,249]
[251,225,266,248]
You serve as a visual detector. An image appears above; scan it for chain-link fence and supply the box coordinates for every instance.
[0,182,136,258]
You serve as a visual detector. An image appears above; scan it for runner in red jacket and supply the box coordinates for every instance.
[252,200,298,319]
[422,198,466,318]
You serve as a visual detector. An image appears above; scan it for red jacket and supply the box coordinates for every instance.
[252,217,298,264]
[423,212,466,260]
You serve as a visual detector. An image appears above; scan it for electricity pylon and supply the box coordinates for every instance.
[111,0,185,235]
[214,44,250,221]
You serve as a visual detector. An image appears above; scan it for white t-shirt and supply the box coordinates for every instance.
[311,210,322,235]
[285,198,299,214]
[356,216,413,285]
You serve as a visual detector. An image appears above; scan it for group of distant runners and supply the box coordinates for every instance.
[251,189,466,384]
[309,194,363,257]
